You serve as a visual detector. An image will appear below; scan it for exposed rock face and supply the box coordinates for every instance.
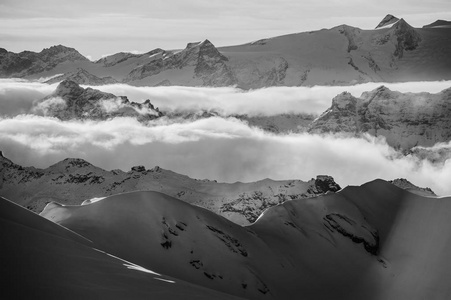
[124,40,236,86]
[309,86,451,149]
[323,213,379,255]
[32,80,162,121]
[389,178,436,197]
[0,154,340,225]
[45,68,118,85]
[391,19,422,58]
[375,14,400,29]
[0,45,89,77]
[312,175,342,194]
[219,176,341,224]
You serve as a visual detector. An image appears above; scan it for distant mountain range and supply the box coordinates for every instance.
[30,80,451,152]
[0,152,342,225]
[1,15,450,87]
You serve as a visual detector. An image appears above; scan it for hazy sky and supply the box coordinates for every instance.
[1,0,450,60]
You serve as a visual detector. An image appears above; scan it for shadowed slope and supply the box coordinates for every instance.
[41,180,451,299]
[39,186,387,299]
[0,197,244,300]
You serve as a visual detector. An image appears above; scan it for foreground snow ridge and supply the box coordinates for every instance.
[33,182,451,299]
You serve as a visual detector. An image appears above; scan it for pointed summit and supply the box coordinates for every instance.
[390,19,421,57]
[375,14,400,29]
[39,45,89,62]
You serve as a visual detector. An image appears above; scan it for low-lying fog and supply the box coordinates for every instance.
[1,79,450,195]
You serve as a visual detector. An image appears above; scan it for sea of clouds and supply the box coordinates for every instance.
[0,79,450,195]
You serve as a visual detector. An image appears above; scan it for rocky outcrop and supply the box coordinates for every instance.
[124,40,236,86]
[309,86,451,149]
[45,68,118,85]
[389,178,436,197]
[375,14,400,29]
[219,176,341,224]
[32,80,162,121]
[391,19,422,58]
[323,213,379,255]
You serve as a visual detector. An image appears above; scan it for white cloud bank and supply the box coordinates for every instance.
[90,81,451,116]
[0,115,450,196]
[1,78,450,117]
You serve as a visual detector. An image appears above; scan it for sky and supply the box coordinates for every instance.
[1,0,450,60]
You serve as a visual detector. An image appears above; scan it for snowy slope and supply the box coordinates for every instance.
[39,180,451,299]
[0,196,243,300]
[1,16,450,87]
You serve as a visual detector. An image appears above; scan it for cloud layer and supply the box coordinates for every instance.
[1,115,450,196]
[1,79,450,195]
[2,79,451,117]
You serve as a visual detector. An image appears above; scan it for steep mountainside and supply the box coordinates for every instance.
[32,80,162,121]
[309,85,451,149]
[375,14,400,29]
[38,180,451,299]
[123,40,236,86]
[1,197,243,300]
[1,16,450,87]
[0,153,340,225]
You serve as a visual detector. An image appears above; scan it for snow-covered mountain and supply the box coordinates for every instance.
[31,179,451,299]
[32,80,162,121]
[388,178,436,197]
[45,67,118,85]
[1,196,243,300]
[0,153,341,225]
[123,40,237,86]
[309,85,451,149]
[0,45,89,77]
[1,16,450,87]
[423,20,451,28]
[375,14,400,29]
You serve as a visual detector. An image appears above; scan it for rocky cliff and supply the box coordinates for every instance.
[309,86,451,149]
[32,80,162,121]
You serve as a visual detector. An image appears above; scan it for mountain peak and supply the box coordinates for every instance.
[40,45,88,61]
[389,178,436,196]
[54,80,85,97]
[389,19,421,57]
[185,39,214,50]
[375,14,400,29]
[360,85,393,100]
